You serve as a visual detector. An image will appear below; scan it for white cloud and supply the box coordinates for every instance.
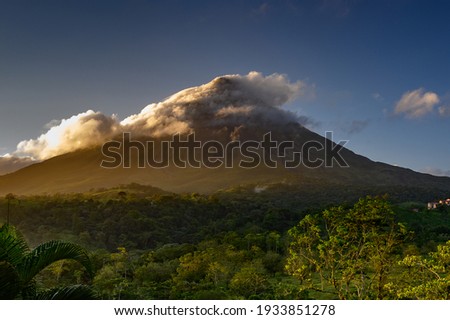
[121,71,306,137]
[394,88,440,118]
[15,110,120,160]
[12,72,312,161]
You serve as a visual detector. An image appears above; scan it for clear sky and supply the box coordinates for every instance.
[1,0,449,176]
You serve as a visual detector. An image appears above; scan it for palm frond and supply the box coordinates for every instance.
[19,240,94,284]
[20,279,37,299]
[0,224,30,266]
[35,284,97,300]
[0,261,21,299]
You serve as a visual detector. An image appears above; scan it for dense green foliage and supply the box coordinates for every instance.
[286,196,406,299]
[0,185,449,299]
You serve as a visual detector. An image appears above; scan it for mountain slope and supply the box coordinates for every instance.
[0,123,449,196]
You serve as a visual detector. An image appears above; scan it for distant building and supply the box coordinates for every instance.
[428,198,450,210]
[428,202,438,210]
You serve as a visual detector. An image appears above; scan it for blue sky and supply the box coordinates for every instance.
[1,0,449,175]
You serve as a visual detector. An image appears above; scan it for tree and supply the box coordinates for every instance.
[285,196,407,299]
[385,240,450,299]
[0,224,95,299]
[93,247,134,299]
[229,262,269,298]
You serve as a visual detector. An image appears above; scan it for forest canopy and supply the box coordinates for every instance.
[0,185,449,299]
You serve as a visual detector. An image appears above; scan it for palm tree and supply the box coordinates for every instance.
[5,193,16,224]
[0,224,95,299]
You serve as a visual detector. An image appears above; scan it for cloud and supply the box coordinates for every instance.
[121,71,306,137]
[44,119,62,130]
[0,155,36,175]
[394,88,440,118]
[15,110,120,160]
[438,106,450,117]
[12,72,310,161]
[421,167,450,177]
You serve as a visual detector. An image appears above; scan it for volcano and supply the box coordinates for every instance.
[1,72,449,196]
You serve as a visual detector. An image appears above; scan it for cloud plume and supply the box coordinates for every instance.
[15,110,120,160]
[121,71,304,136]
[394,88,440,118]
[11,72,309,162]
